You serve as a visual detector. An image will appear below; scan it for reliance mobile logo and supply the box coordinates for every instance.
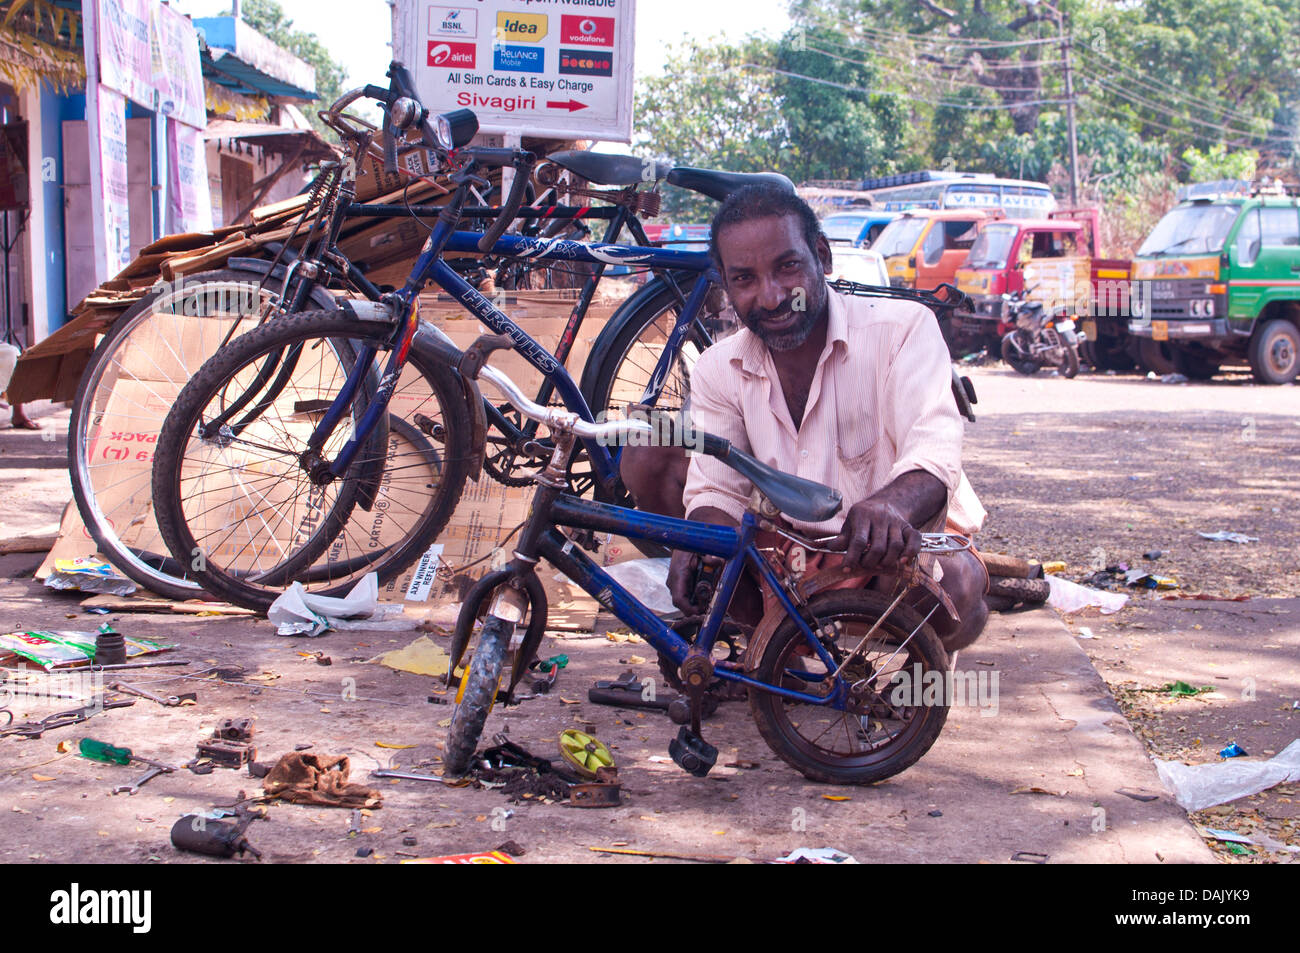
[559,49,613,77]
[496,12,547,43]
[494,44,545,73]
[560,15,614,46]
[428,41,476,68]
[429,7,477,39]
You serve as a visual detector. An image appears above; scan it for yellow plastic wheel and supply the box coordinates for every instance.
[558,729,615,779]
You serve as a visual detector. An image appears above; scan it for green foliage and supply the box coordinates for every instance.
[1180,145,1259,184]
[237,0,347,139]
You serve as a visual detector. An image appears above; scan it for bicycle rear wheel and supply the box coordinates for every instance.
[152,310,472,610]
[68,269,286,600]
[749,590,949,785]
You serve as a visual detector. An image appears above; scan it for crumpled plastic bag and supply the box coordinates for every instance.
[599,557,676,617]
[1046,575,1129,614]
[1155,738,1300,812]
[268,573,405,637]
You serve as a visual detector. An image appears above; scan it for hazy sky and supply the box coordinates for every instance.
[171,0,793,88]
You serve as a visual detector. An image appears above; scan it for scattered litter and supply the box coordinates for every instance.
[601,558,676,616]
[44,558,136,596]
[1160,681,1211,697]
[373,637,450,677]
[1158,372,1189,384]
[0,629,175,670]
[496,840,527,857]
[269,574,407,637]
[400,851,517,864]
[774,847,859,864]
[1218,743,1248,759]
[1010,851,1049,863]
[1076,626,1096,639]
[1045,576,1128,614]
[1143,550,1163,560]
[928,810,943,817]
[355,847,374,858]
[1041,561,1067,574]
[1124,570,1178,590]
[1115,788,1160,802]
[1197,531,1259,544]
[1202,828,1254,845]
[262,752,382,809]
[1154,738,1300,812]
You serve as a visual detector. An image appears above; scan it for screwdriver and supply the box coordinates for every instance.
[79,738,177,770]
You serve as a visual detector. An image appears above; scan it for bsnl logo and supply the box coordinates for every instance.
[429,6,477,39]
[496,11,547,43]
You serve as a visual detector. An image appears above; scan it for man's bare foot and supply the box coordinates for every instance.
[10,404,41,430]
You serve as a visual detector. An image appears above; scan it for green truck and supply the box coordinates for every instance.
[1128,181,1300,384]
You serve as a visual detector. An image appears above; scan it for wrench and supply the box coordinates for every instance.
[111,681,182,707]
[112,764,170,795]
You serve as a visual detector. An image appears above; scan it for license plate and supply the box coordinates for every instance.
[1152,320,1169,341]
[1082,319,1097,340]
[1056,320,1075,333]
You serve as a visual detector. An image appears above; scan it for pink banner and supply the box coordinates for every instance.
[96,85,132,275]
[167,120,213,234]
[97,0,205,128]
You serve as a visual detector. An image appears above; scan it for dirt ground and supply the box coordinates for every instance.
[0,366,1296,863]
[963,364,1300,862]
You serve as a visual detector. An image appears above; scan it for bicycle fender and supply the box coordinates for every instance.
[224,257,342,312]
[743,567,873,675]
[445,568,547,693]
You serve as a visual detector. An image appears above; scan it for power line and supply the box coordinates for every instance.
[806,42,1062,96]
[837,22,1061,50]
[812,33,1064,72]
[739,62,1071,110]
[1076,65,1294,145]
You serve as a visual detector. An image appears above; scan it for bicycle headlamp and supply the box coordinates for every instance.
[435,109,479,150]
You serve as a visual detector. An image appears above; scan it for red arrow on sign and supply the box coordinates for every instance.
[545,99,588,112]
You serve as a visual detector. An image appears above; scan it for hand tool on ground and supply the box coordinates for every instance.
[80,737,181,778]
[109,681,193,707]
[0,698,134,739]
[112,762,177,795]
[89,658,192,672]
[369,767,455,783]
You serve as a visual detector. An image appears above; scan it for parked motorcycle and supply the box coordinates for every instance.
[999,287,1083,378]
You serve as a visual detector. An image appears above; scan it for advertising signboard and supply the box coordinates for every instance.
[394,0,636,141]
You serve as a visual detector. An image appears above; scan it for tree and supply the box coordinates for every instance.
[237,0,348,139]
[634,37,787,220]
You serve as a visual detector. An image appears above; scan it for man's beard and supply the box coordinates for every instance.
[741,294,827,351]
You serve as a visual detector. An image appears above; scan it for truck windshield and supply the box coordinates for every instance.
[964,224,1018,268]
[821,214,870,243]
[1138,203,1240,257]
[873,217,927,258]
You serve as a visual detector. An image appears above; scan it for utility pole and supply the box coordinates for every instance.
[1060,11,1080,207]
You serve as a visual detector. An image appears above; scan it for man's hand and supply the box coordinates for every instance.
[667,506,735,614]
[829,500,923,572]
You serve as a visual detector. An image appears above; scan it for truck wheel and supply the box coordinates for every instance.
[1170,345,1222,381]
[1248,319,1300,384]
[1136,338,1177,376]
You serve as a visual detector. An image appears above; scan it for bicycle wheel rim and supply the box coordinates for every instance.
[70,275,278,598]
[154,314,470,607]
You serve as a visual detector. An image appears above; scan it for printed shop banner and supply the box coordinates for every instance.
[396,0,636,141]
[167,121,214,233]
[95,85,133,276]
[96,0,206,128]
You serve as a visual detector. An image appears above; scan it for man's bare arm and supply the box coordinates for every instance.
[831,469,946,571]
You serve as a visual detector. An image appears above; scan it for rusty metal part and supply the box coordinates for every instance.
[110,681,193,707]
[195,740,255,769]
[112,763,173,796]
[568,765,621,807]
[213,718,255,742]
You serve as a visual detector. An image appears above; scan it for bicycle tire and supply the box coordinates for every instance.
[749,589,949,785]
[987,575,1050,606]
[68,268,295,600]
[443,614,511,775]
[152,310,471,609]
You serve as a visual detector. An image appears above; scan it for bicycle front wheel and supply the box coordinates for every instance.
[151,310,472,610]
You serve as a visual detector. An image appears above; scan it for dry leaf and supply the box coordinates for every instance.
[822,795,851,802]
[629,655,646,664]
[375,742,417,749]
[559,697,581,705]
[31,774,55,782]
[1011,786,1066,797]
[362,827,382,834]
[437,718,452,728]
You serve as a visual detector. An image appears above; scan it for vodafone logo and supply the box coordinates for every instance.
[428,40,476,68]
[560,14,613,46]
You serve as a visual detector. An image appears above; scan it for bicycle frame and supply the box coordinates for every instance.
[513,489,853,709]
[317,202,717,493]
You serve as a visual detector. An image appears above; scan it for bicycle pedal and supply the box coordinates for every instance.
[668,726,717,778]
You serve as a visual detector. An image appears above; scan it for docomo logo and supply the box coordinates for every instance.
[428,40,477,68]
[560,14,614,46]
